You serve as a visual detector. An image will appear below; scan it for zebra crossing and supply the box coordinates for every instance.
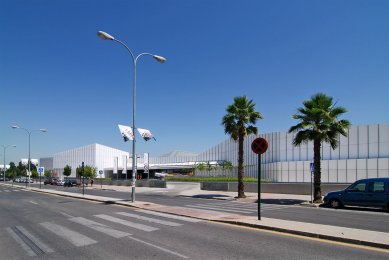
[0,188,21,193]
[183,201,296,215]
[4,209,200,258]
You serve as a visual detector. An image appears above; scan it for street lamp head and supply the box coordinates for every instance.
[40,129,47,132]
[11,125,19,129]
[153,55,167,64]
[97,31,115,41]
[11,145,16,148]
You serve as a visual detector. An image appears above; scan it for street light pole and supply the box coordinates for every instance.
[11,125,47,188]
[2,145,16,183]
[97,31,166,202]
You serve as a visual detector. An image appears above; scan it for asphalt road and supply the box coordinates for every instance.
[1,185,388,259]
[23,182,389,234]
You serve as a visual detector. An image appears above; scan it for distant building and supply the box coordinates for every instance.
[41,143,129,178]
[40,124,389,183]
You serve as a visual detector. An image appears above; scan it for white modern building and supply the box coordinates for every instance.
[41,143,129,178]
[40,124,389,183]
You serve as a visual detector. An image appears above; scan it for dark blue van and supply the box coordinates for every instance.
[323,178,389,210]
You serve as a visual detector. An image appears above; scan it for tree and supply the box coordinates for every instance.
[289,93,350,203]
[63,165,72,177]
[6,162,17,179]
[194,162,206,176]
[220,160,233,176]
[222,96,263,198]
[44,170,53,178]
[76,164,97,179]
[17,162,26,176]
[205,161,214,177]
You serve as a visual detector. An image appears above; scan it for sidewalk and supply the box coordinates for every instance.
[4,183,389,250]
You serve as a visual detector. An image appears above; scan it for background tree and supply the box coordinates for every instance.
[76,165,97,179]
[31,170,38,179]
[205,161,215,177]
[44,170,53,178]
[289,93,350,203]
[17,162,26,176]
[6,162,17,179]
[194,162,206,176]
[63,165,72,177]
[222,96,263,198]
[219,160,233,176]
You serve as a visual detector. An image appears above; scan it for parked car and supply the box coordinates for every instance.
[51,178,60,185]
[56,179,65,186]
[64,178,81,187]
[13,178,21,183]
[324,178,389,210]
[44,177,53,185]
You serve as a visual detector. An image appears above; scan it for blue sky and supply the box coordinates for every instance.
[1,0,389,164]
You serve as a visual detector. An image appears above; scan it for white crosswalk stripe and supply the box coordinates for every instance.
[183,201,296,214]
[40,222,97,246]
[136,209,202,223]
[116,212,183,227]
[69,217,132,238]
[94,214,159,232]
[5,209,197,257]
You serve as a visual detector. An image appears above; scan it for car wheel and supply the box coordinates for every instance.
[329,199,342,209]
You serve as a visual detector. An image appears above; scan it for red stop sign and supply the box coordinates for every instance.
[251,138,268,155]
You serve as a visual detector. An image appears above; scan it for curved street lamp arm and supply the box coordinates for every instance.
[113,38,136,65]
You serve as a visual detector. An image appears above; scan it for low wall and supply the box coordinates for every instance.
[99,179,166,188]
[200,182,350,195]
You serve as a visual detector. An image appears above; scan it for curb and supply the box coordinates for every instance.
[214,219,389,250]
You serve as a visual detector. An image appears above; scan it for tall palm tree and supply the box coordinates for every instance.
[289,93,350,203]
[222,96,263,198]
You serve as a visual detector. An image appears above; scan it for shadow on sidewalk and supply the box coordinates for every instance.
[191,194,231,199]
[259,198,306,205]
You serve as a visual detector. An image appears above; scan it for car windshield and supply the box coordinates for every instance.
[347,182,366,192]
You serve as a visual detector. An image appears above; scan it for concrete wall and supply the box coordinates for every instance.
[200,182,350,195]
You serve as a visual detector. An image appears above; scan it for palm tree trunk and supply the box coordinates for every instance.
[237,130,246,198]
[313,138,322,203]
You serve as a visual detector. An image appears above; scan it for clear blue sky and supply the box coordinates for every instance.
[1,0,389,164]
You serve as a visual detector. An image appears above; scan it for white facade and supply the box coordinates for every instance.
[51,143,129,178]
[41,124,389,183]
[196,124,389,183]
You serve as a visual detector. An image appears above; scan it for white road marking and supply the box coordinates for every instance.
[69,217,131,238]
[40,222,97,246]
[29,201,38,205]
[127,236,189,259]
[94,214,159,232]
[60,212,75,218]
[185,204,255,213]
[136,209,202,223]
[116,212,183,227]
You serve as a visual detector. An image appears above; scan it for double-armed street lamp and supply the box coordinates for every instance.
[2,145,16,183]
[97,30,166,202]
[11,125,47,187]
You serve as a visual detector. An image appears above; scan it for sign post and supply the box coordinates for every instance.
[38,167,44,189]
[99,170,103,189]
[81,162,85,196]
[251,137,269,220]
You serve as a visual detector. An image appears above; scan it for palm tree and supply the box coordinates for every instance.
[289,93,350,203]
[222,96,263,198]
